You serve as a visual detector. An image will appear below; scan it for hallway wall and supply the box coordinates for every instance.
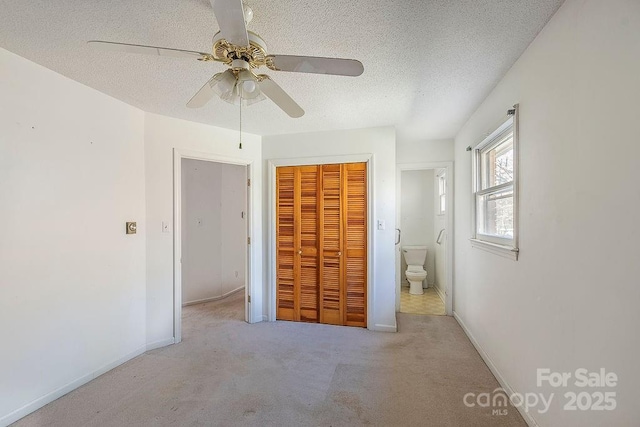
[181,159,246,305]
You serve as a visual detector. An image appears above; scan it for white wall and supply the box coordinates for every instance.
[396,139,454,164]
[453,0,640,425]
[144,113,262,346]
[181,160,246,305]
[433,169,447,295]
[263,126,397,331]
[219,163,247,297]
[400,170,435,286]
[0,48,146,425]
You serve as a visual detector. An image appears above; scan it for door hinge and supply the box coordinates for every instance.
[247,295,251,303]
[247,236,251,244]
[247,178,251,187]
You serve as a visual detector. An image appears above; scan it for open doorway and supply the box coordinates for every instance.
[395,162,453,316]
[173,150,252,344]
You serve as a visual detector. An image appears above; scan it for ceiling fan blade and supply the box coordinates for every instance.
[211,0,249,47]
[187,74,222,108]
[257,76,304,118]
[267,55,364,76]
[88,40,213,60]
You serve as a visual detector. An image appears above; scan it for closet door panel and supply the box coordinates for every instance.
[298,166,319,322]
[343,163,367,327]
[319,164,343,325]
[276,167,296,321]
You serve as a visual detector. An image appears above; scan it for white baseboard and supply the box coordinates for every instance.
[182,286,244,307]
[0,344,147,427]
[146,337,175,352]
[434,284,446,303]
[453,312,539,427]
[372,323,397,332]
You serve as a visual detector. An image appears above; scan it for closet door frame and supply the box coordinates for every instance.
[268,154,373,329]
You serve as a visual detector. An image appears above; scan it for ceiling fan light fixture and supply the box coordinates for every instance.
[238,69,259,95]
[240,91,266,106]
[242,79,256,94]
[211,69,237,100]
[235,69,265,105]
[89,0,362,118]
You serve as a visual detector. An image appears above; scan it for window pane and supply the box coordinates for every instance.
[481,134,514,189]
[477,188,514,238]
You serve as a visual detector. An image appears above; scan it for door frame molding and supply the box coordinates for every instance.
[173,148,255,344]
[268,154,374,329]
[396,161,454,316]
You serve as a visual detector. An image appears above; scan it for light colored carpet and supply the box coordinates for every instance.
[13,292,526,426]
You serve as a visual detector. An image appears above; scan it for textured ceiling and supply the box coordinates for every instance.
[0,0,563,139]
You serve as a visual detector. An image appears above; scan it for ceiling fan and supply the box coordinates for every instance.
[88,0,364,118]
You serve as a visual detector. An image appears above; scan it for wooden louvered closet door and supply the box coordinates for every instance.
[276,166,319,322]
[276,162,366,327]
[343,163,367,327]
[319,164,343,325]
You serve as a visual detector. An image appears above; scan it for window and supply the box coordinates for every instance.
[437,171,446,215]
[471,105,519,259]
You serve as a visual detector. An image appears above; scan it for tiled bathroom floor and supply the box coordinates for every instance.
[400,285,445,315]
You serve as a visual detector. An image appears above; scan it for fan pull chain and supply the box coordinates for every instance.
[239,100,243,150]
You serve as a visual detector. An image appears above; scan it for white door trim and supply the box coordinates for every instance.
[173,148,255,344]
[396,161,454,316]
[267,154,374,329]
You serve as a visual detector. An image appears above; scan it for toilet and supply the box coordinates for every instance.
[402,246,428,295]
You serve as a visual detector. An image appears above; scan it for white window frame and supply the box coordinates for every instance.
[470,104,520,260]
[437,171,446,215]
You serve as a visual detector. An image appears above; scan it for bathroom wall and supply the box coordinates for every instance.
[181,159,246,305]
[400,169,435,286]
[433,169,447,296]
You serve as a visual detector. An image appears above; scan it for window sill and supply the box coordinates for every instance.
[470,239,519,261]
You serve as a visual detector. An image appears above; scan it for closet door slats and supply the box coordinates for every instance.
[343,163,367,327]
[276,167,296,321]
[298,166,320,322]
[276,162,366,327]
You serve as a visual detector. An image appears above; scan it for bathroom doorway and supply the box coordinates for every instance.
[395,162,453,316]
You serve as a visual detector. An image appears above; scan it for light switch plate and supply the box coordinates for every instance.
[162,221,170,233]
[126,222,137,234]
[377,220,385,230]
